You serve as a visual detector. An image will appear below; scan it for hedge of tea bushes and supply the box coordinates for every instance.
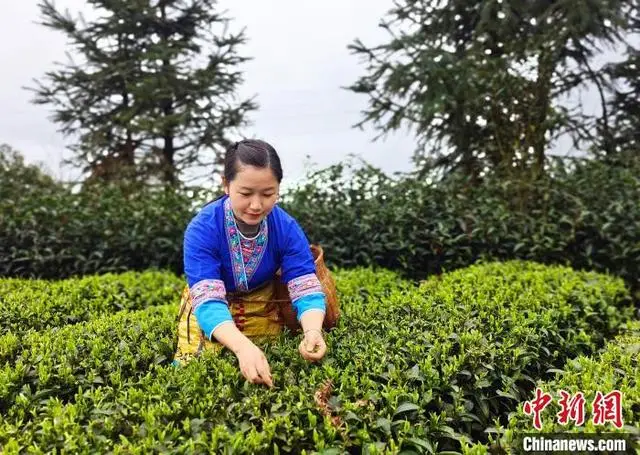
[0,268,389,364]
[0,262,635,454]
[418,260,634,341]
[0,149,195,280]
[0,277,57,294]
[461,321,640,454]
[329,266,413,300]
[3,147,640,299]
[282,157,640,295]
[386,261,633,444]
[0,270,183,336]
[0,304,176,418]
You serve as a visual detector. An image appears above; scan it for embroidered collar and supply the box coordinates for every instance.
[223,198,268,291]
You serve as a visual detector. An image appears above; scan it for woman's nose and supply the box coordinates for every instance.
[250,198,262,210]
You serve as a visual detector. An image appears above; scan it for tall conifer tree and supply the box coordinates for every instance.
[30,0,257,185]
[348,0,632,180]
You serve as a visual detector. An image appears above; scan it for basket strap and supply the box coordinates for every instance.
[187,305,193,344]
[228,298,292,304]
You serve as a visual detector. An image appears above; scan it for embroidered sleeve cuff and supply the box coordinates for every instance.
[293,293,326,321]
[190,279,227,310]
[287,273,323,302]
[193,300,233,340]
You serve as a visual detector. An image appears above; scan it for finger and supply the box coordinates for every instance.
[306,347,325,361]
[261,370,273,388]
[239,358,257,383]
[306,336,323,351]
[263,358,273,386]
[299,339,311,360]
[258,350,272,380]
[253,355,271,385]
[262,376,273,388]
[260,354,271,375]
[246,364,261,384]
[314,342,327,358]
[240,364,252,382]
[305,339,326,361]
[299,339,319,361]
[258,358,273,387]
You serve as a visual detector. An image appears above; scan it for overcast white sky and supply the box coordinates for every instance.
[2,1,628,190]
[2,0,420,190]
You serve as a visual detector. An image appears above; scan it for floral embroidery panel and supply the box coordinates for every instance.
[287,273,323,302]
[190,279,227,310]
[223,198,268,291]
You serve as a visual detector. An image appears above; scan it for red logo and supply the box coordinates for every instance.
[556,390,586,426]
[523,387,553,430]
[522,388,624,429]
[592,390,624,429]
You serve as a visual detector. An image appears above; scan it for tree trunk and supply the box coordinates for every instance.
[530,49,554,179]
[159,1,176,186]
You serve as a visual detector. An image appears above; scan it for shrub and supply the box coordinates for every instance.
[462,320,640,454]
[0,270,183,336]
[0,262,634,453]
[2,147,639,300]
[281,157,640,295]
[0,305,176,416]
[0,156,199,278]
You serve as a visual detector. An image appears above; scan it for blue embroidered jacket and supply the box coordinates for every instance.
[183,195,326,339]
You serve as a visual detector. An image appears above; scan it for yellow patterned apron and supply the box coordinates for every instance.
[173,280,286,365]
[173,245,341,366]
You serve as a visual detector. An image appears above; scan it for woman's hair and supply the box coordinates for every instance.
[224,139,283,184]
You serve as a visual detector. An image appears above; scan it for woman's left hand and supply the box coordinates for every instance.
[299,329,327,362]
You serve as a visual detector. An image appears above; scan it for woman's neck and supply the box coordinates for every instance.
[234,214,260,238]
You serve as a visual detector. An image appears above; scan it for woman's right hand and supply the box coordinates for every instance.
[234,342,274,388]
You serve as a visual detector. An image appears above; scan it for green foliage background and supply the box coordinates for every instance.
[2,148,638,298]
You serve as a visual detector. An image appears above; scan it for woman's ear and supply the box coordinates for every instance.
[222,177,229,195]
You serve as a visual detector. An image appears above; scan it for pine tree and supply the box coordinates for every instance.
[30,0,257,186]
[601,3,639,160]
[347,0,632,181]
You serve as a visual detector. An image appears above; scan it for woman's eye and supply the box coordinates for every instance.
[238,192,274,197]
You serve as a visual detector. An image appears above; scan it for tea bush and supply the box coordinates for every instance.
[0,270,183,336]
[0,261,635,453]
[0,305,176,416]
[462,321,640,454]
[2,147,640,298]
[282,157,640,294]
[0,176,195,279]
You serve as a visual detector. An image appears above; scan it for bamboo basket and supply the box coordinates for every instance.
[275,244,340,333]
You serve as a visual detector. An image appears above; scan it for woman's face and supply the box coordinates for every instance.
[224,163,280,225]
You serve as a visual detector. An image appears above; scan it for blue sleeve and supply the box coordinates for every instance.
[194,301,233,339]
[280,219,316,284]
[183,214,223,289]
[184,214,233,339]
[293,293,326,321]
[279,217,327,320]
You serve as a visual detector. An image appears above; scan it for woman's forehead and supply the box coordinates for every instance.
[233,165,279,189]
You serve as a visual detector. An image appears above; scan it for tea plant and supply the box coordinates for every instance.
[0,262,635,453]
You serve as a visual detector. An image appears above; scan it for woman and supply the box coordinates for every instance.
[173,139,337,388]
